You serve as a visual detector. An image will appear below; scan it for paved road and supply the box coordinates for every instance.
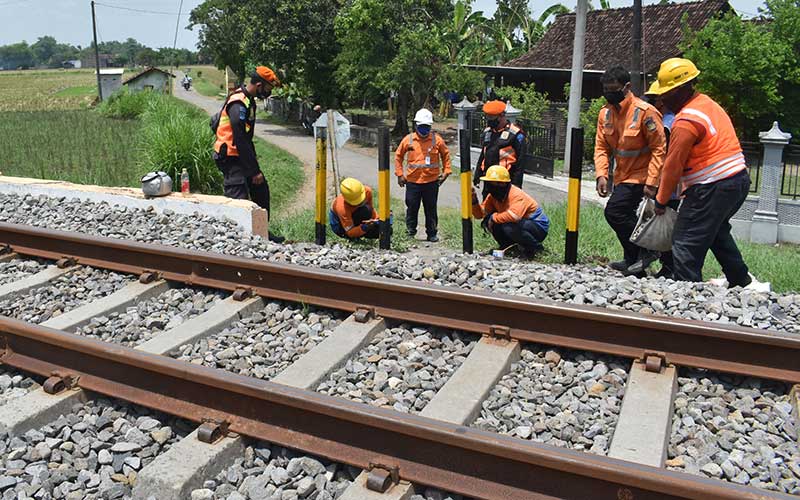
[173,74,604,213]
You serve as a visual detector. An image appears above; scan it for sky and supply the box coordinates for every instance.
[0,0,769,50]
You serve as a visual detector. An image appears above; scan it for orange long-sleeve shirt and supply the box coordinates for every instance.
[594,93,666,186]
[395,132,452,184]
[331,187,378,238]
[655,121,703,206]
[472,185,539,224]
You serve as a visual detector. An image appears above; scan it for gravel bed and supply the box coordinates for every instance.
[315,325,477,414]
[0,367,39,407]
[174,303,343,380]
[473,346,628,455]
[74,287,226,347]
[0,266,130,324]
[0,259,48,286]
[667,369,800,494]
[190,442,354,500]
[0,397,191,500]
[1,194,798,335]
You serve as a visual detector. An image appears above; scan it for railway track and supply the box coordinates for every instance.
[0,221,797,499]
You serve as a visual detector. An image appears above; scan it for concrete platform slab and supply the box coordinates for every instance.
[421,337,520,426]
[137,296,264,355]
[271,315,386,390]
[41,279,170,331]
[0,388,86,436]
[0,265,70,301]
[0,252,19,263]
[608,360,678,467]
[339,471,415,500]
[132,429,246,500]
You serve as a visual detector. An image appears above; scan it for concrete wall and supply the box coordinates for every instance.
[127,73,170,93]
[100,75,122,99]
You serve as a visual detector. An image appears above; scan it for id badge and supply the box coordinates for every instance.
[425,156,431,166]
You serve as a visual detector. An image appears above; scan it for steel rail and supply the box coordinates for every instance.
[0,317,790,500]
[1,222,798,383]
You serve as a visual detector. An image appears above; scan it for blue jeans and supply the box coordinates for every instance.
[672,171,750,285]
[491,218,548,252]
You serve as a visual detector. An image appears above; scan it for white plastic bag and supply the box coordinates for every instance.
[629,198,677,252]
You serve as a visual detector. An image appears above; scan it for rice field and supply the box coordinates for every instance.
[0,68,98,111]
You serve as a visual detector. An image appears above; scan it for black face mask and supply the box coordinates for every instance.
[487,118,500,129]
[257,88,272,100]
[487,183,511,201]
[604,90,626,106]
[661,85,694,113]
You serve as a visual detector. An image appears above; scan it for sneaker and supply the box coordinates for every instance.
[744,273,771,293]
[427,235,439,242]
[654,267,673,279]
[609,260,629,272]
[707,276,728,287]
[268,232,285,243]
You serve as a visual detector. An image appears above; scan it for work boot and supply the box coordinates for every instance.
[625,250,660,276]
[268,232,285,244]
[608,260,629,272]
[654,266,673,279]
[427,234,439,242]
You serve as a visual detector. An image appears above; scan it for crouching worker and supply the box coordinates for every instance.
[472,165,549,258]
[330,178,388,240]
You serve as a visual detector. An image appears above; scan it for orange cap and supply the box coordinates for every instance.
[255,66,282,87]
[482,100,506,115]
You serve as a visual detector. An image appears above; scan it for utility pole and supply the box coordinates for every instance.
[91,0,102,101]
[563,0,588,168]
[631,0,643,95]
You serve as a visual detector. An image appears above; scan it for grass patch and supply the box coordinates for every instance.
[0,68,97,111]
[186,65,226,99]
[53,85,96,98]
[254,138,305,214]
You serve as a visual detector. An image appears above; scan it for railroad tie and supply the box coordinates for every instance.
[0,264,71,302]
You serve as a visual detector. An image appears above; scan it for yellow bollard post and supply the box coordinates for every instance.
[378,127,391,250]
[315,135,327,245]
[459,129,473,253]
[565,127,583,264]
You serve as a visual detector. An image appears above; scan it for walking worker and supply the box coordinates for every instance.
[330,178,387,240]
[473,100,527,189]
[395,108,452,242]
[471,165,549,258]
[594,66,666,276]
[650,58,765,289]
[213,65,285,243]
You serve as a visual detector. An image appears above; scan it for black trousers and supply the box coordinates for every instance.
[217,159,270,215]
[672,171,750,285]
[405,181,439,237]
[491,219,547,253]
[604,183,646,265]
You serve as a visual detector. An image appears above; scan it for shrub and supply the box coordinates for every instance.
[97,87,154,119]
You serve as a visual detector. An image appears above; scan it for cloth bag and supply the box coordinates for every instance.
[629,198,677,252]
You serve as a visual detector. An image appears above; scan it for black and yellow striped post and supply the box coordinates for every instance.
[378,127,391,250]
[565,127,583,264]
[314,134,327,246]
[459,129,473,254]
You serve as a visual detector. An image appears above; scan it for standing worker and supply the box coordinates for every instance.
[473,100,527,190]
[472,165,549,258]
[330,178,389,240]
[395,108,452,242]
[594,66,666,276]
[213,66,285,243]
[650,58,766,289]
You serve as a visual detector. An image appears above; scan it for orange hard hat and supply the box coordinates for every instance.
[482,100,506,115]
[255,66,282,87]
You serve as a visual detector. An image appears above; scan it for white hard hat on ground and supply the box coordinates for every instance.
[413,108,434,125]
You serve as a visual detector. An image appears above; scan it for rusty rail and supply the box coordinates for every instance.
[1,222,799,383]
[0,316,790,500]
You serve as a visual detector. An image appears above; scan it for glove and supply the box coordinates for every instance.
[481,213,493,233]
[360,221,377,233]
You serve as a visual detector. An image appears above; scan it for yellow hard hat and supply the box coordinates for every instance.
[645,81,660,96]
[652,58,699,95]
[480,165,511,183]
[341,178,366,205]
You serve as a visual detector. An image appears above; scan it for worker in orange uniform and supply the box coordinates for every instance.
[473,100,527,191]
[472,165,549,258]
[213,66,284,243]
[594,66,666,276]
[330,178,390,240]
[650,58,765,289]
[395,108,452,242]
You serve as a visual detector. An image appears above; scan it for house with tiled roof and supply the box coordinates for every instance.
[470,0,732,100]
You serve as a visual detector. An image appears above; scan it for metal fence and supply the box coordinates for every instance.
[741,141,762,193]
[467,111,557,178]
[782,144,800,200]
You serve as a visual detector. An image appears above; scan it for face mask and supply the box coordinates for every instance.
[256,84,272,100]
[487,118,500,129]
[487,183,510,200]
[416,125,431,136]
[662,85,693,113]
[604,90,626,105]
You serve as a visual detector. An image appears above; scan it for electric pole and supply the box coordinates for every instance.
[91,1,103,101]
[563,0,588,167]
[631,0,643,95]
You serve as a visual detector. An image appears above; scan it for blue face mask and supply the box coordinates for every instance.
[416,125,431,136]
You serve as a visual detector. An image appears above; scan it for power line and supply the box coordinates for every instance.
[93,2,190,16]
[172,0,185,51]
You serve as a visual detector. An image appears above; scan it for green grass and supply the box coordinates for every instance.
[254,138,304,214]
[0,110,142,186]
[53,85,96,98]
[185,65,226,99]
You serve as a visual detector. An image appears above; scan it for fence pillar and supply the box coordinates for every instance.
[454,98,477,162]
[751,122,791,244]
[504,102,521,124]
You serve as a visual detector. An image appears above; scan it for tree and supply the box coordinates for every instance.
[681,12,793,136]
[31,36,58,66]
[0,42,34,69]
[189,0,249,80]
[495,83,549,122]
